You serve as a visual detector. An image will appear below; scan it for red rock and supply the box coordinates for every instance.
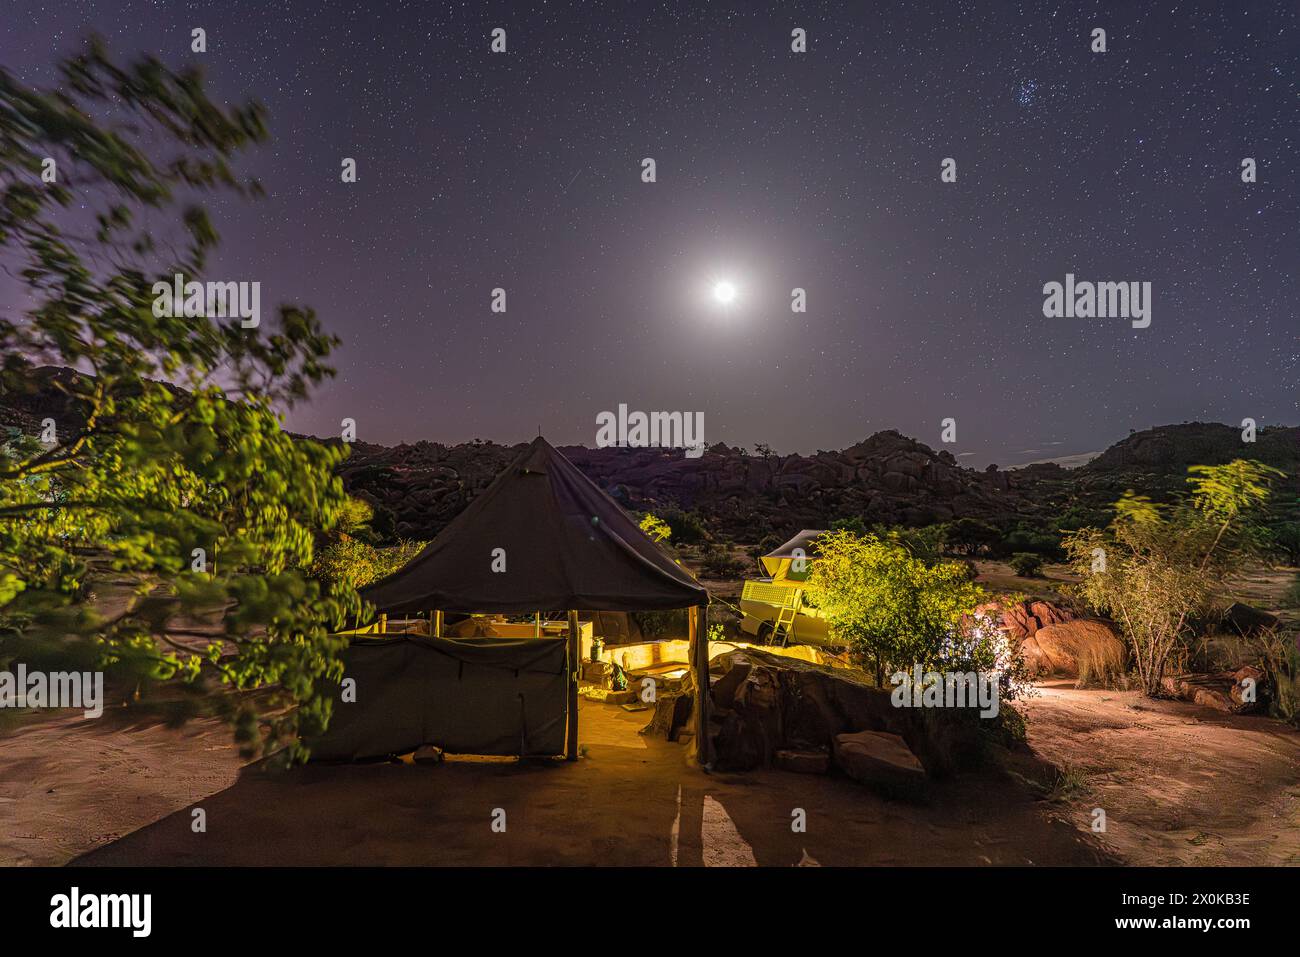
[832,730,926,797]
[1018,619,1126,678]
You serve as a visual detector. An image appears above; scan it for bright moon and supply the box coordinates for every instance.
[713,280,737,304]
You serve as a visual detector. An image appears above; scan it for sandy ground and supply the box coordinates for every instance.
[0,709,244,866]
[68,699,1108,866]
[3,685,1296,867]
[1021,681,1300,866]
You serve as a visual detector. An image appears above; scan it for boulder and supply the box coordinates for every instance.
[990,597,1078,642]
[1161,670,1264,714]
[1222,603,1280,637]
[642,692,691,739]
[773,749,830,775]
[1018,618,1126,678]
[832,730,926,799]
[641,669,694,741]
[708,648,989,776]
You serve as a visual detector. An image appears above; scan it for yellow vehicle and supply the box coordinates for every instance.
[738,530,835,647]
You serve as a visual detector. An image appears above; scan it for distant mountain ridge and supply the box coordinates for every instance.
[3,368,1296,545]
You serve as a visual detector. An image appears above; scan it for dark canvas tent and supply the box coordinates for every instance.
[361,436,707,614]
[342,436,711,764]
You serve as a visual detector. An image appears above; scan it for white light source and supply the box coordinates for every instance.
[712,280,737,304]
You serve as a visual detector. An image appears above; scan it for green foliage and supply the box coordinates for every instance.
[1000,520,1061,559]
[638,512,671,543]
[631,608,686,639]
[1063,460,1280,696]
[311,538,425,590]
[0,39,356,760]
[697,543,750,578]
[945,517,1000,556]
[1282,576,1300,611]
[1265,522,1300,565]
[1008,552,1045,578]
[871,522,948,565]
[829,515,868,536]
[658,507,708,545]
[1187,460,1285,521]
[805,529,987,683]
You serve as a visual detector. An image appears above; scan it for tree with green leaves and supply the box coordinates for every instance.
[0,38,358,760]
[806,528,988,684]
[1063,460,1283,695]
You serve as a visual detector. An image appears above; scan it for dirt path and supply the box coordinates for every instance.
[1022,681,1300,866]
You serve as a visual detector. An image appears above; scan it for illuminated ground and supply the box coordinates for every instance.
[59,698,1107,866]
[6,677,1298,867]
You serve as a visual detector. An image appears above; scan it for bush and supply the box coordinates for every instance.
[1001,521,1062,560]
[1064,460,1282,695]
[1266,522,1300,565]
[1283,576,1300,611]
[1253,626,1300,727]
[631,608,687,639]
[806,529,989,684]
[312,538,426,589]
[659,508,709,545]
[1009,552,1045,578]
[638,512,671,543]
[946,518,1001,556]
[872,523,948,564]
[697,544,750,578]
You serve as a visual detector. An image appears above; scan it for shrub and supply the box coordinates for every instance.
[1064,460,1282,696]
[1281,575,1300,611]
[659,508,709,545]
[312,538,426,589]
[1266,521,1300,565]
[698,544,750,578]
[946,518,1001,556]
[806,529,989,684]
[1009,552,1045,578]
[872,523,948,565]
[638,512,671,543]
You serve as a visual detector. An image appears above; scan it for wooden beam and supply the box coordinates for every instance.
[690,603,712,768]
[433,610,443,638]
[566,610,580,761]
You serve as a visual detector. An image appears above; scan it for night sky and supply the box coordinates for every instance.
[3,1,1296,466]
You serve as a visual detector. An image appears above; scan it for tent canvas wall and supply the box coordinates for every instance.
[309,636,567,761]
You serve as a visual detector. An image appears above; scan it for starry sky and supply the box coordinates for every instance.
[2,0,1296,466]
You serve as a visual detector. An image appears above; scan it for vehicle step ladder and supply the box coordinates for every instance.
[771,590,803,646]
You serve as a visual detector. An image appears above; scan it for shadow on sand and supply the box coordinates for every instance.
[74,702,1115,867]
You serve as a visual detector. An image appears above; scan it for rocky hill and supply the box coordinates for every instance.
[337,430,1043,544]
[3,368,1296,547]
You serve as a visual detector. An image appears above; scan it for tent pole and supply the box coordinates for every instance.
[690,603,712,768]
[566,610,580,761]
[434,610,443,638]
[534,611,541,638]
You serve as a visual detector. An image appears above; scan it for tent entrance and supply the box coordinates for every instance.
[322,604,712,765]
